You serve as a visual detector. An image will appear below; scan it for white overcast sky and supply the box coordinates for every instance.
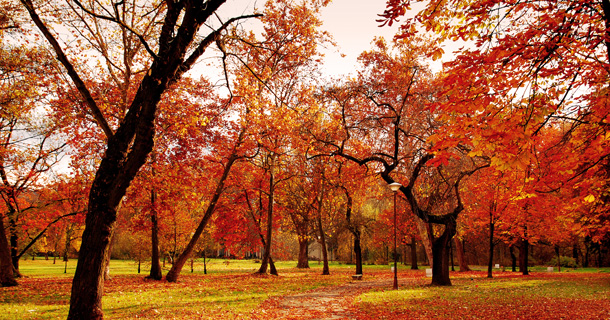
[211,0,404,79]
[318,0,401,78]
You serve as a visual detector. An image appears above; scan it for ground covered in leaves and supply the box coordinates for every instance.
[1,259,609,319]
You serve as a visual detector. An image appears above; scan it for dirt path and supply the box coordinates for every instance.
[256,277,392,320]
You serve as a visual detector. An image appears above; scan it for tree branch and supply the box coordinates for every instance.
[20,0,114,138]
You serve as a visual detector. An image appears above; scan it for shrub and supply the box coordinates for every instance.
[548,256,579,268]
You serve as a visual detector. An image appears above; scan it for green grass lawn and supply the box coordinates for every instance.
[3,258,610,319]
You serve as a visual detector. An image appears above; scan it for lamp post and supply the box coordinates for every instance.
[388,181,401,290]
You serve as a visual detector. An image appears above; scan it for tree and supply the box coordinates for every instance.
[19,0,259,318]
[221,0,330,275]
[0,25,65,284]
[311,38,488,285]
[378,0,610,246]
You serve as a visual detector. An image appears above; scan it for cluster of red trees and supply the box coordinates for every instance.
[1,0,609,319]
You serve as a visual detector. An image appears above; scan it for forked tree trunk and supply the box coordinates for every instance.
[296,236,309,268]
[0,214,17,287]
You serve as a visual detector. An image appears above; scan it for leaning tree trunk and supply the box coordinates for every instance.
[0,213,17,287]
[166,155,237,282]
[431,221,456,286]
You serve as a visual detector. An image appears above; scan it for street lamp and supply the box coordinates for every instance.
[388,181,401,290]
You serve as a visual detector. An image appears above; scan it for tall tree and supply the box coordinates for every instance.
[19,0,259,318]
[312,38,488,285]
[379,0,610,245]
[0,31,64,284]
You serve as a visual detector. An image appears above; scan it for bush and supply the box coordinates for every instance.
[548,256,579,268]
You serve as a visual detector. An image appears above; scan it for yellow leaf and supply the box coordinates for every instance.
[584,195,595,203]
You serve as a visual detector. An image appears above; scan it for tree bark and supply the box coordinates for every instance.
[9,217,19,275]
[415,219,434,268]
[555,245,561,272]
[509,244,517,272]
[430,221,456,286]
[0,214,17,286]
[341,186,362,275]
[258,158,277,276]
[103,231,115,281]
[519,239,529,275]
[148,189,162,280]
[487,220,495,278]
[454,237,471,272]
[409,237,418,270]
[296,236,309,268]
[572,242,579,266]
[354,231,363,274]
[317,215,329,275]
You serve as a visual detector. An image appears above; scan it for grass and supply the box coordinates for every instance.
[355,270,610,319]
[2,258,610,319]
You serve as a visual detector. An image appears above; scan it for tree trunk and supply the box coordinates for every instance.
[572,242,579,266]
[487,221,495,278]
[166,155,237,282]
[410,237,418,270]
[67,94,159,319]
[342,186,361,274]
[148,189,162,280]
[9,218,19,275]
[103,231,114,281]
[203,250,207,274]
[415,219,433,268]
[450,240,455,271]
[431,222,456,286]
[0,214,17,287]
[258,162,277,276]
[317,215,329,275]
[454,237,471,272]
[509,244,517,271]
[555,245,561,272]
[354,231,363,274]
[296,236,309,268]
[519,239,529,275]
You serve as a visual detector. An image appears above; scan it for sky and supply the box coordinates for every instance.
[212,0,404,79]
[318,0,400,78]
